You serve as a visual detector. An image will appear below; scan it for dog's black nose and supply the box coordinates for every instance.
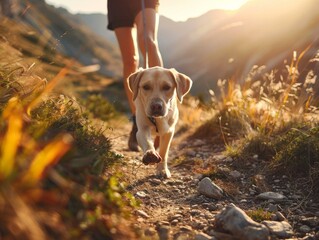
[150,99,164,116]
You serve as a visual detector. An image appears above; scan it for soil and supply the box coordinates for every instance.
[105,116,319,240]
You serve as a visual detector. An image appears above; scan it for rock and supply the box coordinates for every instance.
[194,232,214,240]
[157,225,170,240]
[136,191,148,198]
[262,221,293,238]
[174,232,194,240]
[301,217,319,227]
[157,221,170,226]
[275,212,287,222]
[150,178,162,185]
[198,177,223,199]
[180,226,192,232]
[299,225,312,233]
[136,209,149,218]
[190,209,201,216]
[144,228,157,237]
[267,203,278,212]
[171,219,179,225]
[256,192,287,201]
[229,170,241,179]
[214,203,269,240]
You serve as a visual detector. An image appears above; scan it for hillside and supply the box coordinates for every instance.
[165,0,319,98]
[18,0,121,78]
[77,0,319,99]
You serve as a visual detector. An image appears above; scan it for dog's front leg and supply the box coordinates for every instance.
[157,131,174,178]
[137,127,162,165]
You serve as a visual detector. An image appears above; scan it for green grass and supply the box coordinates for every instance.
[247,208,272,222]
[271,125,319,176]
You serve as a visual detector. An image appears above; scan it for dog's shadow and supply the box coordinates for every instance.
[126,174,165,191]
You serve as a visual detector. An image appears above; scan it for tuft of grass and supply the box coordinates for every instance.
[225,134,275,161]
[80,94,117,121]
[271,125,319,177]
[247,208,272,222]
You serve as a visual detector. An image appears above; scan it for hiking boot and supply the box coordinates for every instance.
[128,116,139,152]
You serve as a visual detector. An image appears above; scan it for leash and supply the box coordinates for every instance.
[141,0,149,69]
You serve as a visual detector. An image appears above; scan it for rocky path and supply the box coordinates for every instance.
[106,117,319,240]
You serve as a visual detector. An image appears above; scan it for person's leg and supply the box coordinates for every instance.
[135,8,163,68]
[135,8,162,149]
[115,27,140,151]
[114,27,139,114]
[1,0,13,18]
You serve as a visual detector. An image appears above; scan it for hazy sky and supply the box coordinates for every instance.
[45,0,249,21]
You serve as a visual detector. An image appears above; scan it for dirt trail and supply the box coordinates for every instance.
[105,117,319,239]
[106,117,228,238]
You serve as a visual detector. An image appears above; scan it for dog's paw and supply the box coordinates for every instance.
[156,165,171,178]
[142,150,162,165]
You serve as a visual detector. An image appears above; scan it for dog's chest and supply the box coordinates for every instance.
[152,113,177,135]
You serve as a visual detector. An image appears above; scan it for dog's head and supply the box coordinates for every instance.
[128,67,192,118]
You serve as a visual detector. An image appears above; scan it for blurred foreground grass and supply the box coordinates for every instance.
[0,38,138,239]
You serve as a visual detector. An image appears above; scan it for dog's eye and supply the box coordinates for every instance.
[143,85,151,91]
[162,85,171,91]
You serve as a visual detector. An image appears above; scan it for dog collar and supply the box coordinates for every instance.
[148,117,158,132]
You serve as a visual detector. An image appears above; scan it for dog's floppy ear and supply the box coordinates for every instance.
[128,68,144,101]
[169,68,192,103]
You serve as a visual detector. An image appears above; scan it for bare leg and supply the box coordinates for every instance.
[114,27,139,114]
[115,27,140,151]
[135,8,163,68]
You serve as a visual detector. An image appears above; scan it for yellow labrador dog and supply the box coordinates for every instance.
[128,67,192,178]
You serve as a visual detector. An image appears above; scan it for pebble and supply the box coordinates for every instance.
[136,210,149,218]
[276,212,287,222]
[301,217,319,227]
[267,203,278,212]
[190,209,201,216]
[157,225,170,240]
[171,219,179,225]
[198,177,223,199]
[170,214,183,220]
[180,226,192,232]
[300,225,312,233]
[194,232,214,240]
[157,221,170,226]
[262,220,293,238]
[149,178,162,185]
[144,228,157,236]
[256,192,287,201]
[229,170,241,179]
[136,191,148,198]
[223,156,233,163]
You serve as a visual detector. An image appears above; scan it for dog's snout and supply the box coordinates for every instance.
[151,102,163,112]
[150,99,164,117]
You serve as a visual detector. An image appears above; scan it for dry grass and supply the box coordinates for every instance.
[0,30,137,239]
[192,49,319,195]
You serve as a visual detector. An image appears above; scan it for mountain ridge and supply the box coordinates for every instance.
[76,0,319,98]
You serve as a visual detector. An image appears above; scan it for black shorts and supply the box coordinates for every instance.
[107,0,159,30]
